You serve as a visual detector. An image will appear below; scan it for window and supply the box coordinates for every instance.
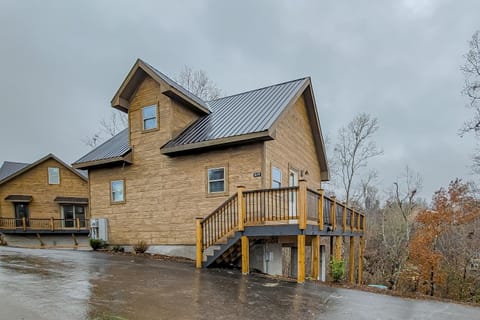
[111,180,125,203]
[48,167,60,184]
[272,167,282,189]
[62,204,86,228]
[142,105,157,130]
[208,167,225,193]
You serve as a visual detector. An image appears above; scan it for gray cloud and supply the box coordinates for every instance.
[0,0,478,202]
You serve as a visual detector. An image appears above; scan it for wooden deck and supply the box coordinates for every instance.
[0,217,90,234]
[196,180,366,283]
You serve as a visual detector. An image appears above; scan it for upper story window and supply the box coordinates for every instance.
[142,105,157,131]
[272,167,282,189]
[111,179,125,203]
[208,167,225,193]
[48,167,60,184]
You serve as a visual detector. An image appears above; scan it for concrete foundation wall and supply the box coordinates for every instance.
[2,233,89,249]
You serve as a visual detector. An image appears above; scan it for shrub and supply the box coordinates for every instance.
[111,245,125,253]
[330,257,345,282]
[90,239,106,251]
[133,240,149,254]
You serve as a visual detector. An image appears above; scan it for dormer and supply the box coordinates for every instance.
[112,59,209,145]
[112,59,209,114]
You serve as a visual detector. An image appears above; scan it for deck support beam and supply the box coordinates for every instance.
[349,236,355,284]
[297,234,306,283]
[334,236,342,261]
[358,236,364,285]
[196,217,203,269]
[311,235,320,280]
[241,235,249,274]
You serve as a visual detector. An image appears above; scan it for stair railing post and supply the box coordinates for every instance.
[237,186,246,231]
[298,179,307,230]
[342,203,347,232]
[196,217,203,269]
[330,196,336,231]
[351,208,355,231]
[318,188,324,231]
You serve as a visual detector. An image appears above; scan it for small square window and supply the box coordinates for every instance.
[142,105,157,130]
[208,167,225,193]
[111,180,125,203]
[48,167,60,185]
[272,167,282,189]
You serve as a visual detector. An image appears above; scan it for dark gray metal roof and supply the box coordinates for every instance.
[163,77,308,149]
[0,161,29,181]
[75,77,308,165]
[142,60,210,112]
[73,129,130,165]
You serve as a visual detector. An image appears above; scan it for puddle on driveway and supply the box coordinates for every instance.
[0,247,478,320]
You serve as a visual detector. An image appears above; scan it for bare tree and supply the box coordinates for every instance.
[461,31,480,136]
[386,166,423,289]
[333,113,383,205]
[176,65,221,101]
[461,31,480,174]
[83,110,127,148]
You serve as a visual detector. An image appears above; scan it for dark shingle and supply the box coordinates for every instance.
[0,161,29,181]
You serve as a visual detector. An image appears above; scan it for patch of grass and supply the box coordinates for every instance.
[111,245,125,253]
[90,239,107,251]
[133,240,149,254]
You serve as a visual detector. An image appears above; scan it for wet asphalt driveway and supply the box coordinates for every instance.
[0,247,478,320]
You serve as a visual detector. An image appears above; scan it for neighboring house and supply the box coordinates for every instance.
[73,59,365,283]
[0,154,89,247]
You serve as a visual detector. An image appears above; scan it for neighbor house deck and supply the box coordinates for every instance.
[0,217,90,234]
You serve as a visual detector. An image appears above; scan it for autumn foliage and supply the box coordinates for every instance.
[408,180,480,301]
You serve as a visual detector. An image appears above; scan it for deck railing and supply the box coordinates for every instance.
[0,217,89,231]
[196,181,366,267]
[244,187,298,222]
[200,194,238,249]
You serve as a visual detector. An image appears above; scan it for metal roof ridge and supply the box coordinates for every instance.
[207,77,309,103]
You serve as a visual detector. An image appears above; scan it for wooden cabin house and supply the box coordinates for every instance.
[73,59,365,283]
[0,154,89,247]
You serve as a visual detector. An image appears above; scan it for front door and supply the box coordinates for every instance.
[14,203,29,227]
[289,170,299,217]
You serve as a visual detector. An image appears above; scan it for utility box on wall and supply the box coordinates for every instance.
[90,218,109,242]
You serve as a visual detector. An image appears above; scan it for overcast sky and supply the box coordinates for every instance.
[0,1,478,203]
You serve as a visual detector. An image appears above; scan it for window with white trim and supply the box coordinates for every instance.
[272,167,282,189]
[208,167,225,193]
[48,167,60,185]
[111,180,125,203]
[142,105,157,130]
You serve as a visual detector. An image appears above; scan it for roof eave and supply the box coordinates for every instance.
[161,131,273,156]
[303,82,330,181]
[0,154,88,185]
[72,151,132,170]
[111,59,210,115]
